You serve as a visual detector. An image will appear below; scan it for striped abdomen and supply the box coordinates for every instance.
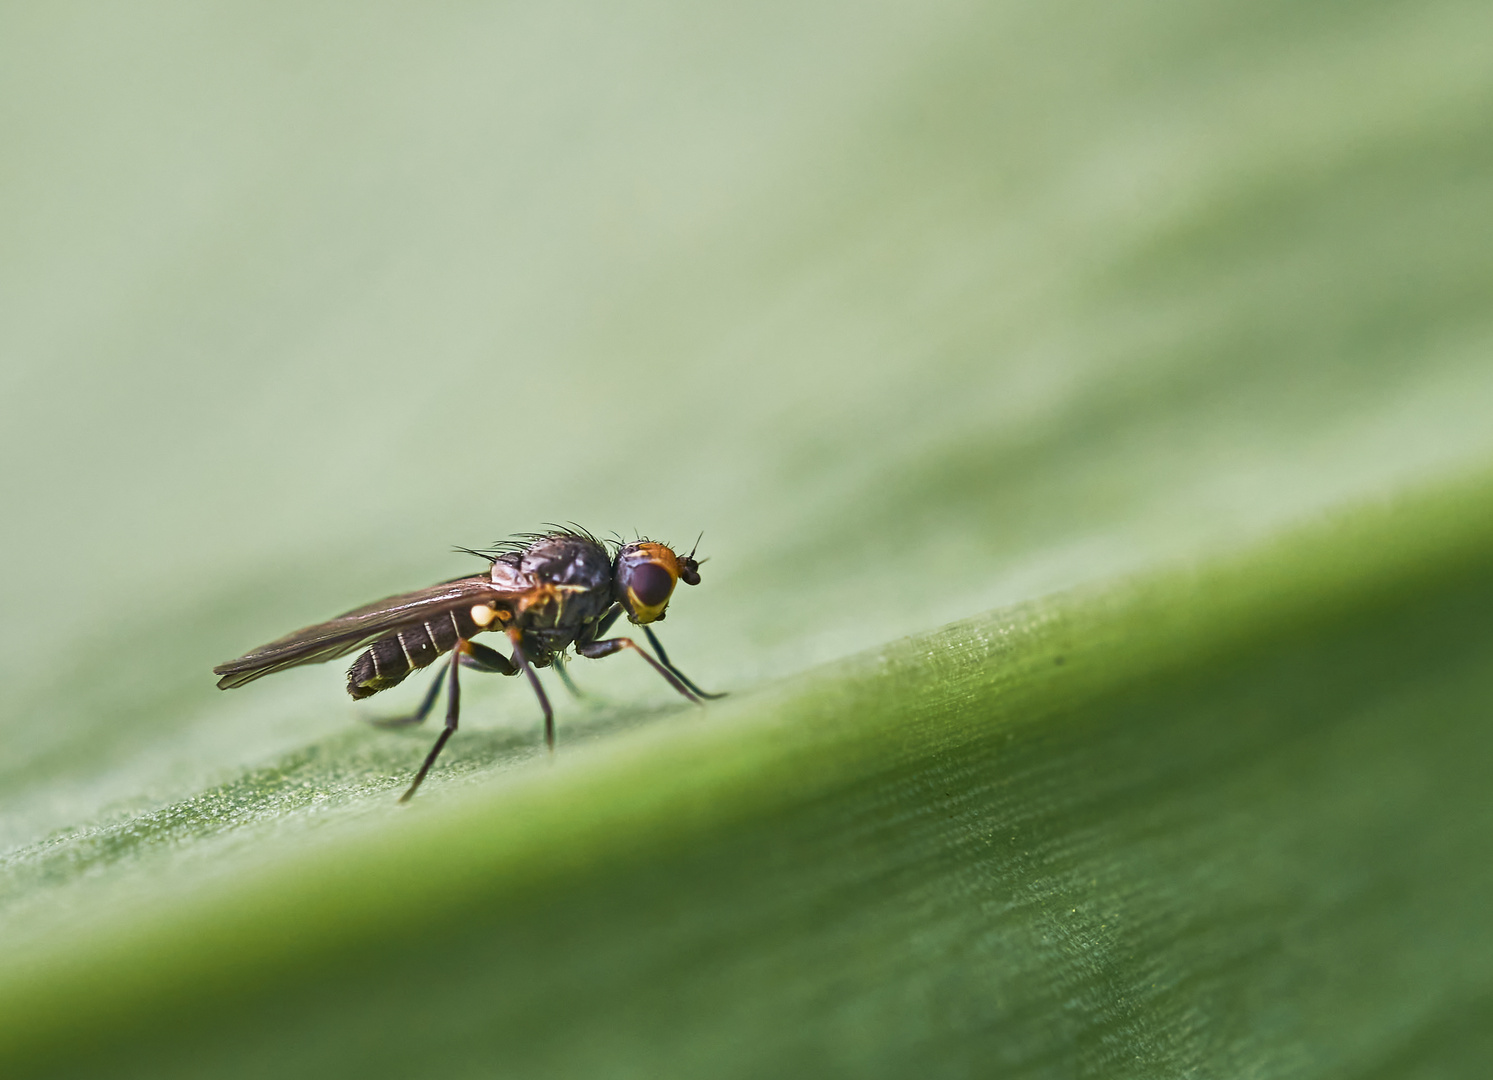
[346,606,488,699]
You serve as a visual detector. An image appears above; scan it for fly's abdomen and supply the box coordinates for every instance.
[346,607,485,699]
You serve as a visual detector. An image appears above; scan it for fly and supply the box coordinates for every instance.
[213,527,722,801]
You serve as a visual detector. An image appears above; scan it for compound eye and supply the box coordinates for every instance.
[629,562,675,609]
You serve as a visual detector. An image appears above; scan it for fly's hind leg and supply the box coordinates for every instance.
[367,669,446,729]
[461,640,519,675]
[400,640,474,802]
[371,641,516,729]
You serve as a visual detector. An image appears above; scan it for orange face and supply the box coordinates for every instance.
[615,541,700,624]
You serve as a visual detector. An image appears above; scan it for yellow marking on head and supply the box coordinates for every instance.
[626,590,670,624]
[633,542,682,577]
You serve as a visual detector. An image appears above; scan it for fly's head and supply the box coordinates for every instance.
[614,539,703,624]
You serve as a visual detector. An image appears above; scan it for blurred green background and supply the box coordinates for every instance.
[3,1,1493,1076]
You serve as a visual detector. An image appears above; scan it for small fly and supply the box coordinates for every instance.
[213,527,722,801]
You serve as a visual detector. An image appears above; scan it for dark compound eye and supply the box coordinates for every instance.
[628,562,675,608]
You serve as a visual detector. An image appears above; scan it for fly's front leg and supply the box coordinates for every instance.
[642,625,726,699]
[508,628,556,751]
[399,640,466,802]
[575,635,702,704]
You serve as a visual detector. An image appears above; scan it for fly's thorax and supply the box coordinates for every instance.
[520,535,613,591]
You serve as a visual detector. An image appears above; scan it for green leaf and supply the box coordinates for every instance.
[6,478,1493,1077]
[3,2,1493,1077]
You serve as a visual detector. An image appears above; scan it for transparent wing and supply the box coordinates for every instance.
[213,569,531,689]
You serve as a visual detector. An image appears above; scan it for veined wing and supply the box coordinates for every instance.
[213,570,531,689]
